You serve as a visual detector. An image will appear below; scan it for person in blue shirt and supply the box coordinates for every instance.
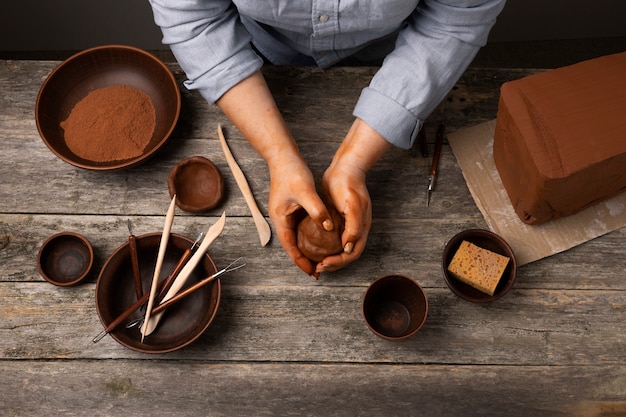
[148,0,506,278]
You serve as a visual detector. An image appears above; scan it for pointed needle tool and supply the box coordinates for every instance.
[127,219,143,302]
[427,123,445,207]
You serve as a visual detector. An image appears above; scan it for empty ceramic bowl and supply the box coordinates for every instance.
[362,274,428,340]
[168,156,225,212]
[37,232,94,286]
[442,229,517,303]
[35,44,180,171]
[95,233,220,353]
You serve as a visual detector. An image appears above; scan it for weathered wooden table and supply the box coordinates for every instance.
[1,60,625,416]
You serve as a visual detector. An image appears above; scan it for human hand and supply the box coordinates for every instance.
[318,160,371,273]
[316,119,393,274]
[267,156,334,278]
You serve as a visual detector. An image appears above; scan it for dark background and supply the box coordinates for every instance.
[2,0,625,67]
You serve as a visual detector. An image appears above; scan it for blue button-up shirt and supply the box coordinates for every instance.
[149,0,505,149]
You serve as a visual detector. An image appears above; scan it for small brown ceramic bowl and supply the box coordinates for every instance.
[442,229,517,303]
[95,233,220,353]
[168,156,225,212]
[37,232,94,286]
[362,275,428,341]
[35,44,180,171]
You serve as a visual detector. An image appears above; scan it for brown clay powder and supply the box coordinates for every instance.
[61,85,156,162]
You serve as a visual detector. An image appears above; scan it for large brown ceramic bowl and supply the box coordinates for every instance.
[442,229,517,303]
[35,45,180,171]
[95,233,220,353]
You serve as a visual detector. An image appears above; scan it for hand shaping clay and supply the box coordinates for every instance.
[297,208,344,262]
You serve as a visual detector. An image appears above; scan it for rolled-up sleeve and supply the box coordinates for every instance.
[148,0,263,104]
[353,0,506,149]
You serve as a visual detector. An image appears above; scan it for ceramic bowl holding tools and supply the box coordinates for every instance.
[37,232,94,286]
[95,233,220,353]
[362,274,428,340]
[35,44,180,171]
[442,229,517,303]
[168,156,225,212]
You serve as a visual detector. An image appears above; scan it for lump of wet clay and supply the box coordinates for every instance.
[297,208,344,262]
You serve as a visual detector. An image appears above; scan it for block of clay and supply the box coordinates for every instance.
[493,52,626,224]
[447,240,510,296]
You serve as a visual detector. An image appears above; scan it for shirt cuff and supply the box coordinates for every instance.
[180,48,264,104]
[353,87,422,150]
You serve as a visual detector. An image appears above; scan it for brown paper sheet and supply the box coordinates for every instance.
[448,120,626,265]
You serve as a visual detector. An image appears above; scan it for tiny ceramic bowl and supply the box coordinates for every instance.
[442,229,517,303]
[168,156,225,212]
[35,44,180,171]
[362,275,428,341]
[37,232,94,286]
[95,233,220,353]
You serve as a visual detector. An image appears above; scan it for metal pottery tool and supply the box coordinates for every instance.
[427,123,445,207]
[127,219,143,302]
[217,124,271,247]
[125,257,246,330]
[141,211,226,337]
[92,233,203,343]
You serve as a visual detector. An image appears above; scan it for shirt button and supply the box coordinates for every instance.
[319,14,329,22]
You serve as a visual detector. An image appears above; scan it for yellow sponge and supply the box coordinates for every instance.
[447,240,510,296]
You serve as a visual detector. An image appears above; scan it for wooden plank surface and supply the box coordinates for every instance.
[2,361,625,417]
[2,280,626,364]
[1,60,625,416]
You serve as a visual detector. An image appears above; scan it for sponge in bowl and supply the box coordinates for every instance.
[447,240,510,296]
